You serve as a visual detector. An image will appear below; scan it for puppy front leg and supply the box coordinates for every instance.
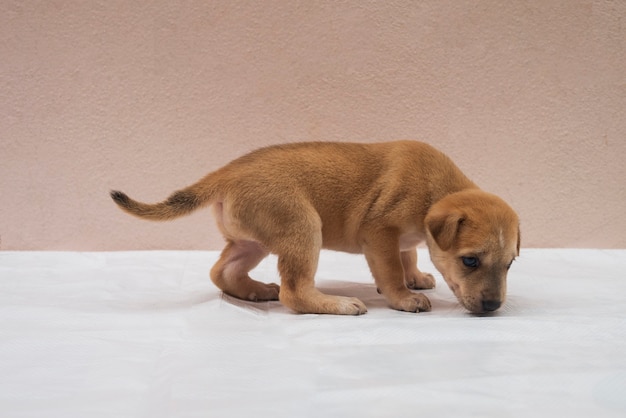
[401,248,436,290]
[277,250,367,315]
[363,230,431,313]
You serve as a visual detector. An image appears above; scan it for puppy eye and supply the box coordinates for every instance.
[461,256,479,268]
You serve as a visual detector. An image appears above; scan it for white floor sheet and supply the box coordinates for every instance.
[1,249,625,417]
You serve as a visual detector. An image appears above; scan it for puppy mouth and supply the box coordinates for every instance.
[443,278,478,312]
[443,275,504,314]
[462,298,503,314]
[458,299,481,314]
[446,281,501,314]
[442,275,460,295]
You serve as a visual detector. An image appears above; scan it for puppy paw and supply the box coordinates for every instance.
[406,272,436,290]
[390,293,431,313]
[281,292,368,315]
[248,282,280,301]
[336,297,368,315]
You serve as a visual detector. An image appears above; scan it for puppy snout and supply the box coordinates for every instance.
[481,300,502,312]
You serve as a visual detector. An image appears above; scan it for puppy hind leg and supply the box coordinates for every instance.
[401,249,436,290]
[210,240,279,301]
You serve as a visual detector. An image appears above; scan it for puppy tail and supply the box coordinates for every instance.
[110,173,218,221]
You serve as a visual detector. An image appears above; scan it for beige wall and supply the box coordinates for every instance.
[1,0,625,250]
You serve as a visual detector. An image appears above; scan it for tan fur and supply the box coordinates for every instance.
[111,141,520,315]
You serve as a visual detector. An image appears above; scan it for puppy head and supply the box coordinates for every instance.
[425,190,520,314]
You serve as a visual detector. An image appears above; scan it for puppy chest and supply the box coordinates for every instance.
[399,230,426,251]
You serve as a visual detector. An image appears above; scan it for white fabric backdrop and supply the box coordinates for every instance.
[1,249,625,417]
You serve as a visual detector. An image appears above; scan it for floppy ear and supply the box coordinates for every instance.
[425,208,464,251]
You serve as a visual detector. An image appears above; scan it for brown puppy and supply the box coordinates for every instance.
[111,141,520,315]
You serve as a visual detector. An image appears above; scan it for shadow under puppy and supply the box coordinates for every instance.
[111,141,520,315]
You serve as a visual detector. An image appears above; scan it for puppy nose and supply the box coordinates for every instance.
[482,300,502,312]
